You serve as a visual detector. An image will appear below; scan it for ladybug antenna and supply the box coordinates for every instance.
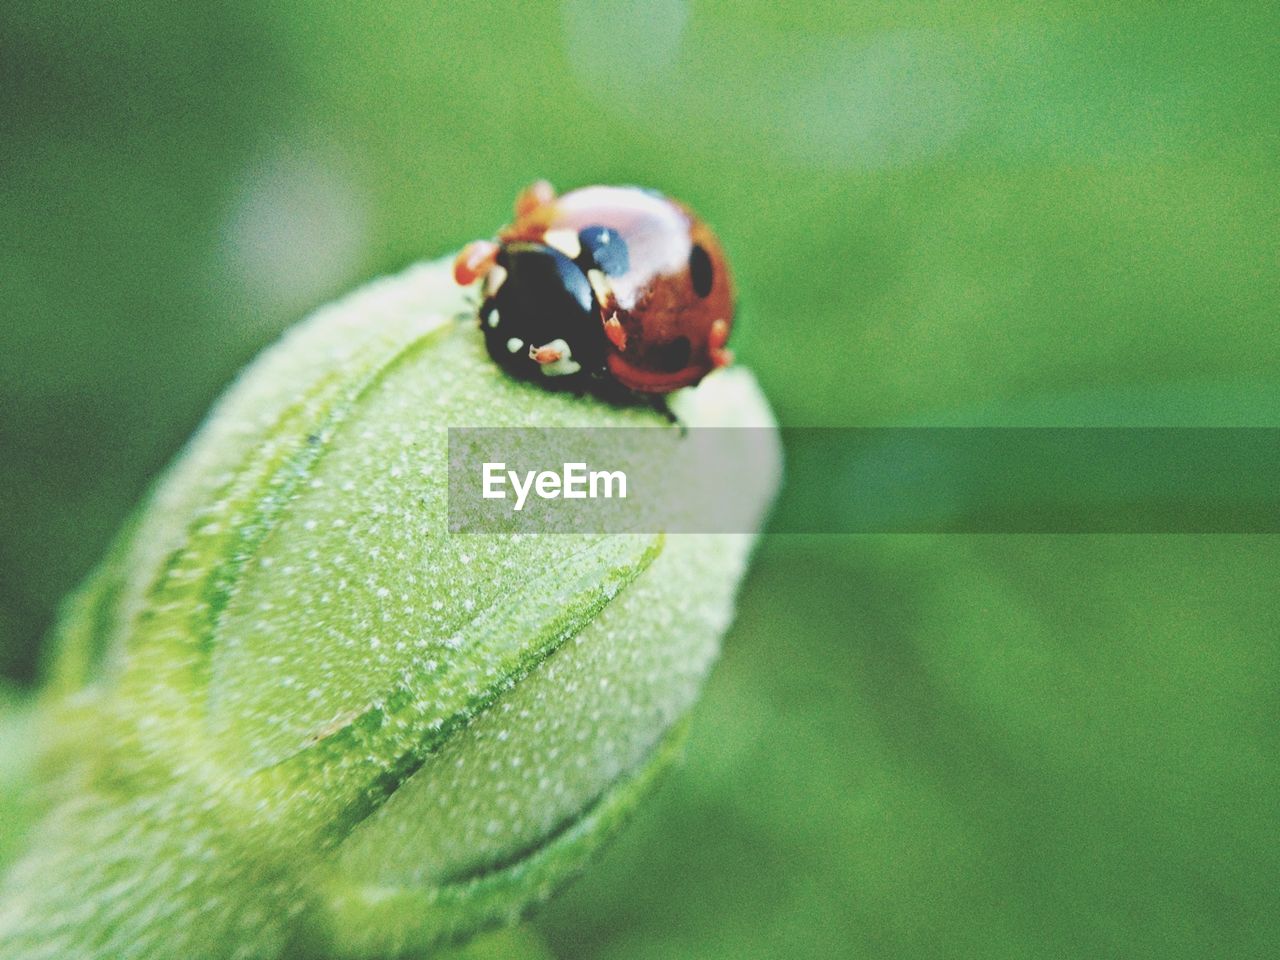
[515,180,556,218]
[453,241,499,286]
[709,318,733,368]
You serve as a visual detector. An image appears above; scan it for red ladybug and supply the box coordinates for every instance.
[454,182,734,395]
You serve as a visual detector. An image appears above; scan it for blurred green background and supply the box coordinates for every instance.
[2,2,1277,957]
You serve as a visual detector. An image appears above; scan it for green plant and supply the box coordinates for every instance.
[0,259,777,959]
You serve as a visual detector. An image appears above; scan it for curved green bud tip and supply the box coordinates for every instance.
[0,258,779,959]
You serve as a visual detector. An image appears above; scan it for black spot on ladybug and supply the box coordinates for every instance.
[648,336,692,373]
[578,226,630,277]
[689,244,714,297]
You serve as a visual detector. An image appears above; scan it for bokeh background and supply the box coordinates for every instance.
[3,2,1278,957]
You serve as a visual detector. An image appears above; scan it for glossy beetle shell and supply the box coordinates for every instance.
[457,184,735,395]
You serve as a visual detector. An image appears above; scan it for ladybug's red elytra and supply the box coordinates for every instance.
[454,182,734,396]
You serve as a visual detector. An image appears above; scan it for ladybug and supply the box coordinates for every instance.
[453,181,734,396]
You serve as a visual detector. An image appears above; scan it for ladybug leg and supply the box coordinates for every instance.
[647,394,684,430]
[708,318,733,368]
[528,338,583,378]
[603,311,627,351]
[528,343,564,365]
[514,179,556,218]
[453,240,499,286]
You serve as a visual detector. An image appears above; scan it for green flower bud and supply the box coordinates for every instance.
[0,258,778,959]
